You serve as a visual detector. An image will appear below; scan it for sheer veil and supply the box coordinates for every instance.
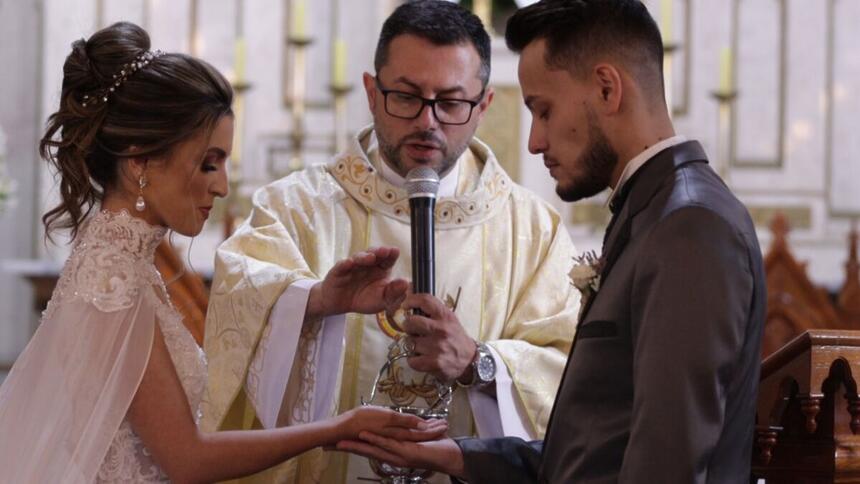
[0,210,165,482]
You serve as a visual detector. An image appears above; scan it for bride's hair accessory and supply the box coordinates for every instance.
[82,50,163,107]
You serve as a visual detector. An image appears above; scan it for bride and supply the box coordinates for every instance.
[0,21,441,483]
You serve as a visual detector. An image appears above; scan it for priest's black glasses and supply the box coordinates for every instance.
[374,78,485,126]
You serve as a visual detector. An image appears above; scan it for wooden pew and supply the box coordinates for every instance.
[753,330,860,483]
[752,216,860,482]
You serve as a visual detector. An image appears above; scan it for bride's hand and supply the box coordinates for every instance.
[332,406,447,443]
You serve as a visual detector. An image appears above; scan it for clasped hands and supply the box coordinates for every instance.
[331,405,464,479]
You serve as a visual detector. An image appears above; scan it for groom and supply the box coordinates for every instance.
[338,1,766,482]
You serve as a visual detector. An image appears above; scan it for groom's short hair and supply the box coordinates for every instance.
[506,0,665,100]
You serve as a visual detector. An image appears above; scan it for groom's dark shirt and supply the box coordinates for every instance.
[456,140,765,484]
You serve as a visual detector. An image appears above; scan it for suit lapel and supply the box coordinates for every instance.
[579,140,709,323]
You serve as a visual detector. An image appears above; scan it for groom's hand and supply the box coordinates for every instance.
[335,432,466,480]
[400,294,477,382]
[305,247,409,320]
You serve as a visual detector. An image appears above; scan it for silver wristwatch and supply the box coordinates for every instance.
[460,341,496,388]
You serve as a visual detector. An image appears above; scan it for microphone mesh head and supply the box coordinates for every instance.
[405,167,440,198]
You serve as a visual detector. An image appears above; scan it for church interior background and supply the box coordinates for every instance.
[0,0,858,384]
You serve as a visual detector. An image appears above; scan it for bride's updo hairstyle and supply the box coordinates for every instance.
[39,21,233,241]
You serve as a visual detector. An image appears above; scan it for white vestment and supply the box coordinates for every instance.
[202,127,580,483]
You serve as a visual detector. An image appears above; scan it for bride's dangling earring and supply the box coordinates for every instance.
[135,174,147,212]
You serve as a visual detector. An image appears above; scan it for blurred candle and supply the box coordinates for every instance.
[332,39,347,86]
[474,0,491,31]
[719,47,733,92]
[661,0,673,42]
[292,0,306,38]
[234,37,246,81]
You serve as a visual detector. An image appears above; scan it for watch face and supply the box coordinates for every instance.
[476,354,496,382]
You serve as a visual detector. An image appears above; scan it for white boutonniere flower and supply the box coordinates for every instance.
[569,251,604,318]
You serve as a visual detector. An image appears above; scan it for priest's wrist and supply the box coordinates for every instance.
[305,282,330,321]
[455,369,475,386]
[455,341,479,386]
[456,340,496,388]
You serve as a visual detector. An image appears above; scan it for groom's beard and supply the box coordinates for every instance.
[557,115,619,203]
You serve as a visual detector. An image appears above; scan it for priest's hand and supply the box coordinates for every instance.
[399,294,477,382]
[306,247,409,320]
[335,432,466,480]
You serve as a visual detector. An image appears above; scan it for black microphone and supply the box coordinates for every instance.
[405,167,440,310]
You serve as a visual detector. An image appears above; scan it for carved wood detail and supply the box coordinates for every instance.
[846,394,860,435]
[753,330,860,483]
[800,396,822,434]
[761,214,860,357]
[754,425,780,466]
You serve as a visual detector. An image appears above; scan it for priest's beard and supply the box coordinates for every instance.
[377,128,466,177]
[557,114,619,202]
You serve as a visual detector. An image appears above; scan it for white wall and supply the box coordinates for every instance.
[0,0,42,380]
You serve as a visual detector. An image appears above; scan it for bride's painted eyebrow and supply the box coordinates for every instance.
[198,147,227,163]
[206,147,228,159]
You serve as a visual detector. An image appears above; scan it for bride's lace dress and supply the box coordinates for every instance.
[43,210,207,483]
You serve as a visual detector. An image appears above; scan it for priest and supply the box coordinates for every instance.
[201,1,579,482]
